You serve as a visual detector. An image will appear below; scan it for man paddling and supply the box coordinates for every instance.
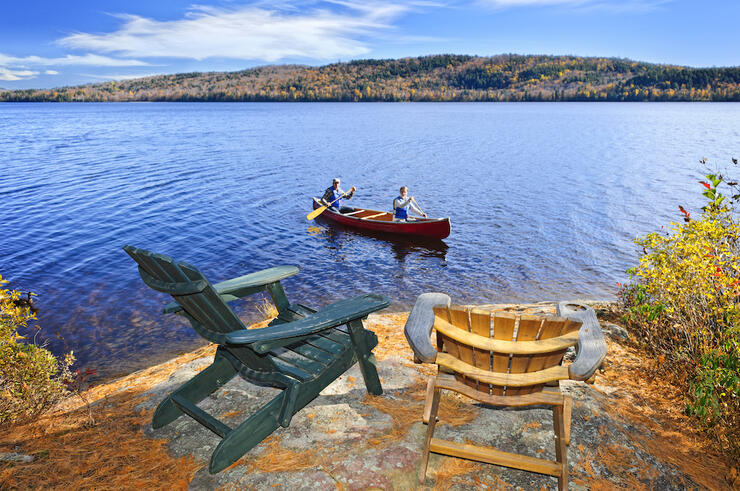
[393,186,427,221]
[322,178,356,214]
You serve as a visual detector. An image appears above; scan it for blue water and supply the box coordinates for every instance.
[1,102,738,377]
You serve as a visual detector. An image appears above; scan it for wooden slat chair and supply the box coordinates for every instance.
[404,293,607,490]
[123,245,390,473]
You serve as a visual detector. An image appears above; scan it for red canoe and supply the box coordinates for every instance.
[312,198,451,240]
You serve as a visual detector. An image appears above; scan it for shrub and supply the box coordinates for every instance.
[619,161,740,461]
[0,275,74,426]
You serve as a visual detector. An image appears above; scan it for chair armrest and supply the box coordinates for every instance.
[226,294,390,353]
[162,265,299,314]
[213,265,299,297]
[403,292,451,363]
[557,302,608,381]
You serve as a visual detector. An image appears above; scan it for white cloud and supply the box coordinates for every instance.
[59,3,410,62]
[480,0,670,11]
[0,53,148,82]
[0,67,39,81]
[0,53,148,67]
[81,72,165,81]
[484,0,584,4]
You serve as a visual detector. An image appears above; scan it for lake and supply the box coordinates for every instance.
[1,102,738,378]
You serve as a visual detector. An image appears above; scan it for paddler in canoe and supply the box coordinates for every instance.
[392,186,427,221]
[322,177,356,214]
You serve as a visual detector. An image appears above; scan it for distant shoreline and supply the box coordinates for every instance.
[2,54,738,103]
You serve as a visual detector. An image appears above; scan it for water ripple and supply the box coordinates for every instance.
[1,102,738,378]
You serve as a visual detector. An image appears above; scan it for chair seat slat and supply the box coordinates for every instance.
[270,347,326,375]
[319,327,352,347]
[304,335,345,355]
[283,342,332,365]
[269,357,315,381]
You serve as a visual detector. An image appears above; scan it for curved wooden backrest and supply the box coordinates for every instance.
[432,305,581,397]
[124,245,246,341]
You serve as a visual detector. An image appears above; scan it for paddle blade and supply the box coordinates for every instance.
[306,205,328,221]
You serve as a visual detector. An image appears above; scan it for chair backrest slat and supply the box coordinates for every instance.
[517,317,564,395]
[540,317,580,372]
[448,306,477,391]
[507,316,544,396]
[470,308,493,394]
[433,306,463,384]
[145,256,237,334]
[433,306,447,352]
[177,262,243,334]
[490,312,516,395]
[125,246,245,336]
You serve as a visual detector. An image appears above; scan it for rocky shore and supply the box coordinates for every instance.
[1,302,736,490]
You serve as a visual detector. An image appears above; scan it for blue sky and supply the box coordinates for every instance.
[1,0,738,89]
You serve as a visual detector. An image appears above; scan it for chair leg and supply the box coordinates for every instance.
[347,319,383,395]
[553,404,568,491]
[153,353,237,429]
[563,395,572,446]
[209,391,286,474]
[419,384,441,484]
[422,378,435,424]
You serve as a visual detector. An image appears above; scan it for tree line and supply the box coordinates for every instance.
[1,54,738,102]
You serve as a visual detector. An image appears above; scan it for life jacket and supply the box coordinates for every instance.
[326,187,343,209]
[394,196,408,220]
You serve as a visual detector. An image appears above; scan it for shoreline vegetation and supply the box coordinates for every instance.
[1,54,739,103]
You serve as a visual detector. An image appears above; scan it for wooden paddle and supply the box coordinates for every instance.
[307,190,351,220]
[411,197,428,218]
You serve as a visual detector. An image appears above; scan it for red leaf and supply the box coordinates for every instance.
[678,205,688,215]
[700,181,711,189]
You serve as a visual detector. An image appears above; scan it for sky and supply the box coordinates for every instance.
[1,0,738,89]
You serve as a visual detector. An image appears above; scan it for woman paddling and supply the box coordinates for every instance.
[393,186,427,221]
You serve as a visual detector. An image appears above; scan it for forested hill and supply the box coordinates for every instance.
[2,54,739,102]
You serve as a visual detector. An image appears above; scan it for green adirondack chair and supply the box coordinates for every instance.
[123,245,390,473]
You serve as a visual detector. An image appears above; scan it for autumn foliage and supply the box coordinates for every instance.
[619,160,740,462]
[1,54,738,102]
[0,275,73,426]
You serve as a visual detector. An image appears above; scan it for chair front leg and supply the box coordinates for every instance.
[347,319,383,395]
[553,404,569,491]
[422,378,435,424]
[563,395,572,446]
[420,382,442,483]
[266,281,291,315]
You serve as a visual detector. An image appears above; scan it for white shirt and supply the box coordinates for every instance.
[393,196,424,216]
